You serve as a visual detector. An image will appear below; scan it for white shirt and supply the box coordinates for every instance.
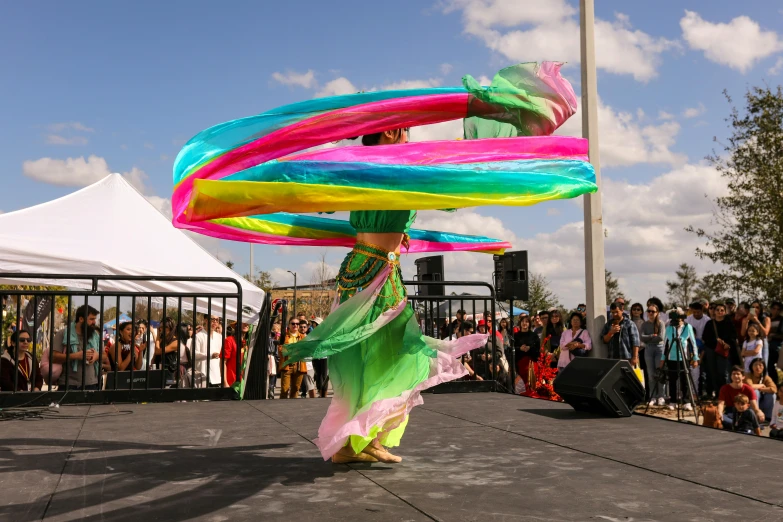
[195,330,223,385]
[743,339,763,372]
[685,314,710,340]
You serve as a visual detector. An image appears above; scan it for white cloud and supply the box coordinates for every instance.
[658,111,675,121]
[143,142,154,150]
[510,163,728,305]
[315,77,358,97]
[440,63,453,75]
[145,196,172,219]
[120,144,128,150]
[444,0,677,82]
[271,69,317,89]
[46,134,89,146]
[680,10,783,73]
[557,97,687,168]
[382,78,442,90]
[546,208,561,216]
[47,122,94,133]
[769,57,783,75]
[22,155,151,194]
[682,103,706,119]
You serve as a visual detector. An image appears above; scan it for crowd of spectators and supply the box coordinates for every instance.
[0,304,250,392]
[438,295,783,438]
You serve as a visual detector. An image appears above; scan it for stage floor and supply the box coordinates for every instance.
[2,393,782,521]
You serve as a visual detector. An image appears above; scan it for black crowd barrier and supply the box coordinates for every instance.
[0,274,249,407]
[404,280,514,394]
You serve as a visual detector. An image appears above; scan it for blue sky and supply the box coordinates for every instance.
[1,1,782,305]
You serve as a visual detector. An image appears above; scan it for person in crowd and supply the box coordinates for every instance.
[222,322,248,388]
[717,365,765,428]
[744,357,776,421]
[768,301,783,387]
[298,320,317,398]
[514,313,540,388]
[702,302,739,397]
[532,314,542,330]
[601,302,641,366]
[725,298,737,321]
[630,303,645,332]
[731,394,761,435]
[734,302,750,343]
[686,301,710,397]
[742,301,771,366]
[535,310,552,358]
[473,320,506,380]
[576,304,587,320]
[176,323,194,388]
[548,309,564,363]
[51,305,105,390]
[107,321,143,372]
[661,308,699,411]
[135,320,154,370]
[769,387,783,440]
[457,321,481,380]
[741,323,764,373]
[0,331,43,391]
[268,322,281,398]
[449,309,466,338]
[279,318,307,398]
[297,312,312,335]
[194,315,223,388]
[557,312,591,372]
[154,317,180,386]
[640,304,666,406]
[699,298,711,318]
[310,318,329,398]
[498,317,513,356]
[613,296,626,312]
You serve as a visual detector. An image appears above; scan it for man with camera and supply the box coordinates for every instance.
[601,302,641,367]
[661,308,700,411]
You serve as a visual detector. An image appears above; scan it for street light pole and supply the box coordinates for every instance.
[287,270,297,319]
[249,245,254,282]
[580,0,608,357]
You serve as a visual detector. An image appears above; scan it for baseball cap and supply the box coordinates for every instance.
[313,317,323,325]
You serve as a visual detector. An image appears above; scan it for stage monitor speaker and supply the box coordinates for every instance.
[553,358,644,417]
[414,255,444,297]
[493,250,528,301]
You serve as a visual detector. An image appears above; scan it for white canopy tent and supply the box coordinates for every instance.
[0,174,264,320]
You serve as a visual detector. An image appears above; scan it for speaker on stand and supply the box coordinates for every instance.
[493,250,528,302]
[414,255,444,297]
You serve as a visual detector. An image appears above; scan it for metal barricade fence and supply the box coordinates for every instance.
[0,274,247,407]
[404,280,515,394]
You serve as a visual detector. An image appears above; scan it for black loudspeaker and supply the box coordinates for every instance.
[414,255,444,297]
[493,250,528,301]
[553,358,644,418]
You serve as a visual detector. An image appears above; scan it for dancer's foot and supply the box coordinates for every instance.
[331,447,379,464]
[361,440,402,463]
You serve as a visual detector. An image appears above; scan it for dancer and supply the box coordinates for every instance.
[172,62,595,463]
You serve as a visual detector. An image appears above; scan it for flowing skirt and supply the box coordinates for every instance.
[283,242,487,460]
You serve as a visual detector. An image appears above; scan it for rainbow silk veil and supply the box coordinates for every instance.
[171,62,597,254]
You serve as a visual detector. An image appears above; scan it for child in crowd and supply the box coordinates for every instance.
[732,394,761,436]
[770,387,783,440]
[742,324,763,372]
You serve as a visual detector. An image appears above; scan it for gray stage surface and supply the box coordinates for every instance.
[2,393,782,521]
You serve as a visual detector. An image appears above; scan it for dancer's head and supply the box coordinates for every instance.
[356,128,409,146]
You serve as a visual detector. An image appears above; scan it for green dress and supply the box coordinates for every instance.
[284,210,487,459]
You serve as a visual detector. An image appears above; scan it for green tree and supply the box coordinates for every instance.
[225,260,235,270]
[605,270,625,304]
[244,270,276,293]
[694,272,726,303]
[688,86,783,300]
[516,272,560,315]
[666,263,699,308]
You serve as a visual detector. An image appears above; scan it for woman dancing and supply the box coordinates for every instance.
[171,62,595,464]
